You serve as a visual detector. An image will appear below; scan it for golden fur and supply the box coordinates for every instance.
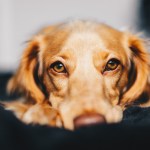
[4,20,150,130]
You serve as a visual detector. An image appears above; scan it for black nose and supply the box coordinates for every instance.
[73,113,106,129]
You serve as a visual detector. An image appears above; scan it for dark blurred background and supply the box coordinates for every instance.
[139,0,150,35]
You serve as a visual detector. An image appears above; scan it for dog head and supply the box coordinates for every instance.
[8,20,149,129]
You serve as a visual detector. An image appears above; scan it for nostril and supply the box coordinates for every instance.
[74,113,106,129]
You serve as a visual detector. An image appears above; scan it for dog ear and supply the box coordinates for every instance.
[7,35,46,103]
[120,34,149,106]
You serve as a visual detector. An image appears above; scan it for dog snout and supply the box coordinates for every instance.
[73,113,106,129]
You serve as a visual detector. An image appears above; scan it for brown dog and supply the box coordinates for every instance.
[4,20,150,130]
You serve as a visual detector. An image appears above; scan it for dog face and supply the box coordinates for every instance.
[8,21,149,130]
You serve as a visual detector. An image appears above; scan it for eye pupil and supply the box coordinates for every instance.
[108,61,116,67]
[55,64,63,70]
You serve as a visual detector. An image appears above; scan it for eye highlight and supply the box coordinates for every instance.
[104,59,120,71]
[50,61,67,73]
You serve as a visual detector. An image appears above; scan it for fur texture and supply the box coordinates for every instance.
[4,20,150,130]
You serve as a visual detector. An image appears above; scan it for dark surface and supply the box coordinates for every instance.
[0,73,150,150]
[1,103,150,150]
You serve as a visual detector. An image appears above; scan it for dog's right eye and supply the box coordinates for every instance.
[50,61,67,73]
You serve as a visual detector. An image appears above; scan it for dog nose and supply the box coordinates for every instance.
[73,113,106,129]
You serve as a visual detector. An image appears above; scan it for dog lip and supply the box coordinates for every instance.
[73,113,106,129]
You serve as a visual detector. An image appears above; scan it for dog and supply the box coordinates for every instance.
[3,20,150,130]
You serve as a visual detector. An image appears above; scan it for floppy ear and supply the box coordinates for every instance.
[7,35,46,103]
[120,34,149,106]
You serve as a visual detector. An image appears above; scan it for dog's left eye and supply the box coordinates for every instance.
[105,59,120,71]
[50,61,67,73]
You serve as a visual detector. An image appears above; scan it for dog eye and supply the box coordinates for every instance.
[50,61,67,73]
[105,59,120,71]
